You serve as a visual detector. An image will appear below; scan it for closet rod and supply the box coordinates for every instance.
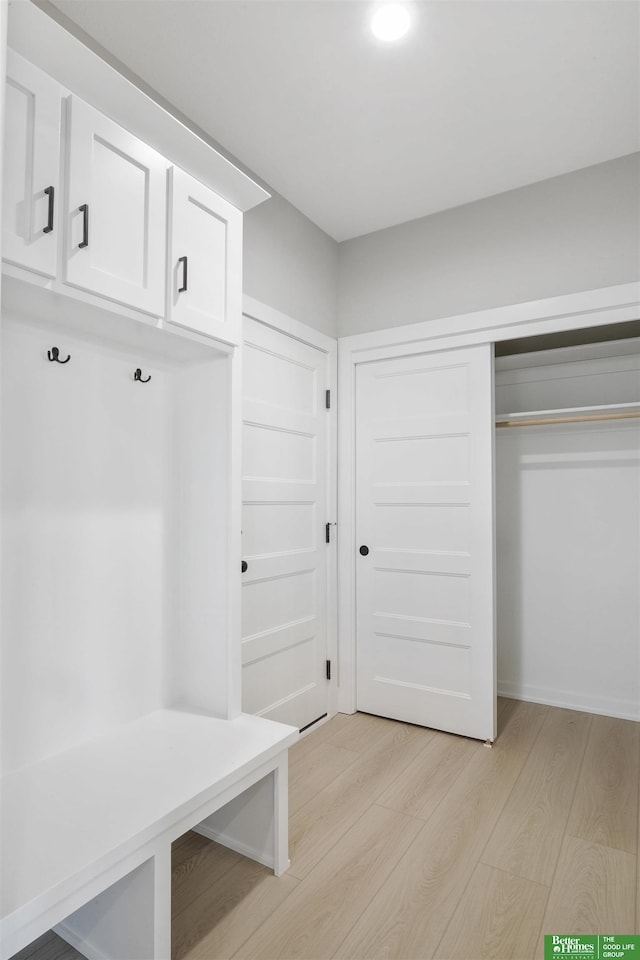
[496,410,640,429]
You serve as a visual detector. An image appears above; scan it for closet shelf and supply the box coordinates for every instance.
[495,402,640,429]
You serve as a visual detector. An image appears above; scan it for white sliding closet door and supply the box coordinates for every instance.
[241,316,330,730]
[355,344,496,741]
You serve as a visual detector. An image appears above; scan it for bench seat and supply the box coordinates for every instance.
[1,709,297,960]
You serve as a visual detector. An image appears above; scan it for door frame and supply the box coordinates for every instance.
[337,281,640,714]
[242,294,339,722]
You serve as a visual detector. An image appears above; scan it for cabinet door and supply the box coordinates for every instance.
[167,167,242,343]
[2,50,61,278]
[65,96,167,316]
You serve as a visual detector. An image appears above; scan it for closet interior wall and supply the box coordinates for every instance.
[495,334,640,720]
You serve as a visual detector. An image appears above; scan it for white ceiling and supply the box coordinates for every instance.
[47,0,640,242]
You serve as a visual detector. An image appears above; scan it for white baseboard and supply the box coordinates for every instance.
[192,823,275,871]
[498,681,640,722]
[54,922,109,960]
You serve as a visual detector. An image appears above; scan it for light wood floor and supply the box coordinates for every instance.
[15,700,640,960]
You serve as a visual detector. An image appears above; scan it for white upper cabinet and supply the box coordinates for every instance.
[2,50,61,278]
[64,96,168,317]
[2,37,259,343]
[167,167,242,344]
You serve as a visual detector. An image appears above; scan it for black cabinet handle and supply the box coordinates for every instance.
[43,186,54,234]
[79,204,89,248]
[241,560,248,573]
[178,256,188,293]
[359,545,369,556]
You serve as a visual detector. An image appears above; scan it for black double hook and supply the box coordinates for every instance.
[48,346,71,364]
[45,348,153,384]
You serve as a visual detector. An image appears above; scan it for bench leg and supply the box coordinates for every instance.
[193,753,292,876]
[153,846,172,960]
[273,753,290,877]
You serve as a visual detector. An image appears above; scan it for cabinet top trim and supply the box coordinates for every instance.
[8,2,270,214]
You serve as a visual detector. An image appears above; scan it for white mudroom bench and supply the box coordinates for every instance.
[1,710,297,960]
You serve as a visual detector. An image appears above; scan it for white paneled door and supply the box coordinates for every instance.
[242,316,330,730]
[355,345,496,741]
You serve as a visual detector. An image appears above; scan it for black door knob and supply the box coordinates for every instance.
[241,560,248,573]
[359,545,369,556]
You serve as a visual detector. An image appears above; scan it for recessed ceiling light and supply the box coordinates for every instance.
[371,4,412,42]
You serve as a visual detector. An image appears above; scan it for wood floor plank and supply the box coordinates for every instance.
[10,934,82,960]
[324,711,397,753]
[288,714,352,767]
[172,834,243,918]
[10,933,70,960]
[434,863,549,960]
[288,720,428,880]
[289,741,359,814]
[496,696,514,723]
[334,701,546,960]
[36,938,83,960]
[172,830,209,869]
[496,696,532,734]
[232,803,424,959]
[171,857,299,960]
[497,699,551,756]
[536,836,636,951]
[377,728,479,821]
[9,932,57,960]
[482,707,592,885]
[566,714,640,855]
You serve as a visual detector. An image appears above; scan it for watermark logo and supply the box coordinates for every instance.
[544,936,639,960]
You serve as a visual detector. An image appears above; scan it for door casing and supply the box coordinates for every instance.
[337,282,640,716]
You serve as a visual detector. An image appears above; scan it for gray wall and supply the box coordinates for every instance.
[243,191,339,339]
[337,154,640,337]
[33,2,639,343]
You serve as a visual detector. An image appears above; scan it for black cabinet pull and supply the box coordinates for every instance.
[241,560,248,573]
[43,186,54,234]
[79,204,89,248]
[359,545,369,556]
[178,256,188,293]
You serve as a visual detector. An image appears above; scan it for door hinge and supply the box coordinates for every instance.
[326,660,331,680]
[325,389,331,409]
[326,522,331,544]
